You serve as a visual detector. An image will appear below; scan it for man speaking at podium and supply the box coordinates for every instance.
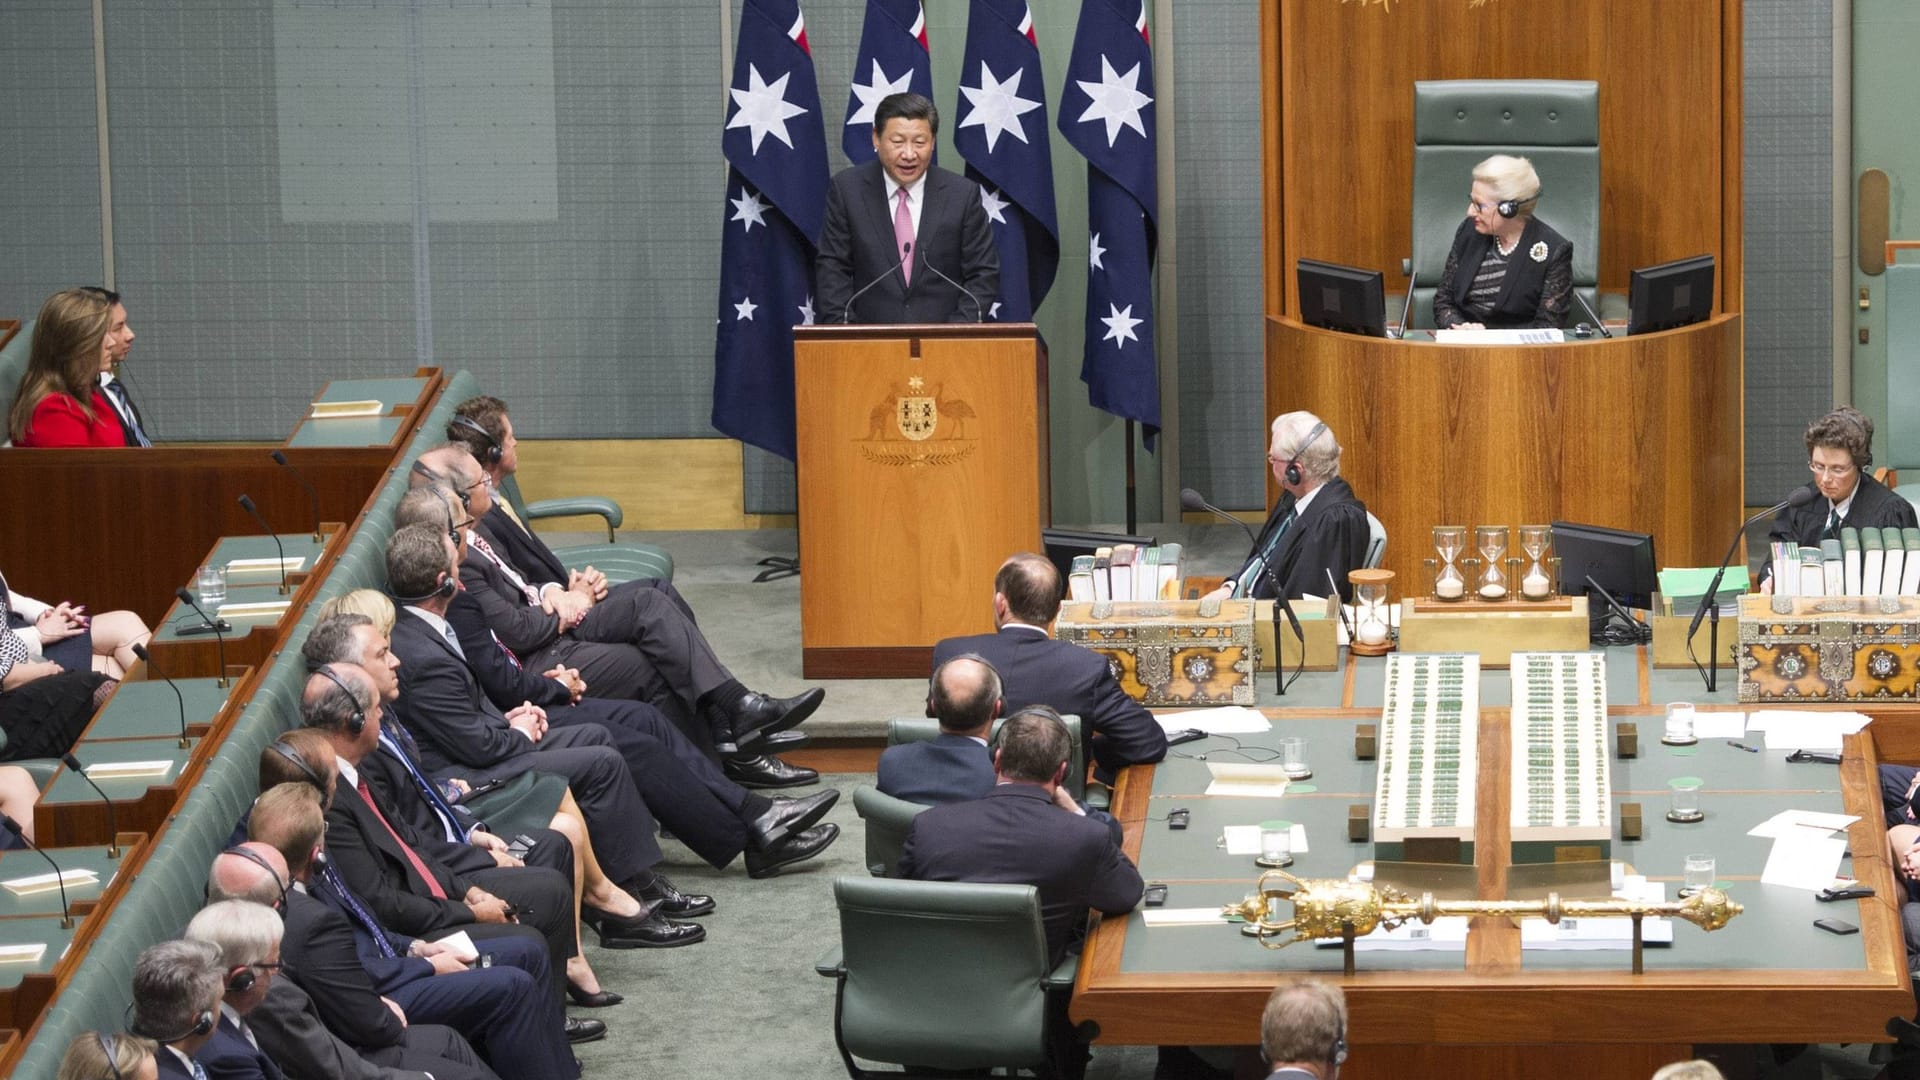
[817,93,998,324]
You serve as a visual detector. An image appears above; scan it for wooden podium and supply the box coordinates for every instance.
[793,324,1049,678]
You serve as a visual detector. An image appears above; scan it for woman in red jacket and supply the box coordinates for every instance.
[7,288,127,448]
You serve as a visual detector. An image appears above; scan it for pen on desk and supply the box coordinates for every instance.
[1727,740,1760,753]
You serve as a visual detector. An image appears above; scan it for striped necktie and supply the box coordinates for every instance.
[317,864,400,958]
[1232,508,1296,598]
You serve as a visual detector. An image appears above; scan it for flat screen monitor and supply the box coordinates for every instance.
[1297,258,1386,338]
[1552,520,1657,642]
[1042,528,1156,581]
[1627,254,1715,336]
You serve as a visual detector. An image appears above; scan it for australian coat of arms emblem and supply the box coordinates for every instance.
[858,375,978,467]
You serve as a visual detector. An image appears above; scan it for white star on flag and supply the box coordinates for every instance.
[989,301,1003,319]
[797,296,816,325]
[1100,302,1143,348]
[959,62,1041,152]
[1088,233,1106,271]
[979,187,1010,225]
[726,64,808,153]
[1074,56,1152,147]
[734,296,759,321]
[846,60,914,129]
[729,189,768,232]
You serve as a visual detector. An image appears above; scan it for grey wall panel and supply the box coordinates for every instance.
[0,2,105,318]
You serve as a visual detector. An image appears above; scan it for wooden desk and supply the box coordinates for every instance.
[1264,315,1744,589]
[1074,648,1911,1077]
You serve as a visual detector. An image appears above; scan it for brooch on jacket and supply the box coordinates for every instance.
[1529,241,1549,263]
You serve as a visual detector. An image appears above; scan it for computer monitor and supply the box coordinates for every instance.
[1296,259,1386,338]
[1552,521,1658,643]
[1042,528,1156,581]
[1627,254,1715,336]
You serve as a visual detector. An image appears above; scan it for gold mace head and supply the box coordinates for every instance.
[1675,886,1743,931]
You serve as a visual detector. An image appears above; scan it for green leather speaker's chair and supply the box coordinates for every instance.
[885,714,1102,806]
[493,472,674,585]
[852,785,928,877]
[1406,80,1604,330]
[817,877,1085,1080]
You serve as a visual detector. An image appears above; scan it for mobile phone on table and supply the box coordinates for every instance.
[1813,917,1859,935]
[1144,882,1169,907]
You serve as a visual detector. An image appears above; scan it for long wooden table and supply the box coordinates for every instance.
[1075,647,1913,1077]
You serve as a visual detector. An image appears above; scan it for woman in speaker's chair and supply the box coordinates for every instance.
[1433,154,1574,331]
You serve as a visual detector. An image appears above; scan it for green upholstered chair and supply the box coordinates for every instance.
[1364,511,1388,570]
[852,784,928,877]
[1406,80,1605,330]
[493,472,674,585]
[886,715,1093,804]
[816,877,1083,1080]
[0,318,34,443]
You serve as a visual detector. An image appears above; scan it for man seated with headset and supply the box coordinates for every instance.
[1208,411,1371,604]
[1258,976,1350,1080]
[182,900,291,1080]
[128,938,232,1079]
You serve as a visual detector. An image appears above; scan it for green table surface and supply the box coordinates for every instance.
[1124,650,1869,976]
[154,582,291,643]
[43,739,188,805]
[87,679,230,741]
[208,534,330,578]
[0,846,125,919]
[285,415,405,448]
[0,915,79,990]
[314,376,428,404]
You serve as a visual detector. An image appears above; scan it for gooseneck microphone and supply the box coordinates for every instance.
[841,241,914,324]
[270,450,325,542]
[60,752,123,858]
[1687,486,1817,691]
[175,587,231,688]
[1181,488,1304,696]
[131,643,190,750]
[914,254,986,323]
[1572,289,1613,339]
[2,815,73,928]
[1396,270,1418,339]
[237,494,291,595]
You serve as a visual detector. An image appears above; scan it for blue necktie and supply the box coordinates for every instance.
[1232,508,1297,598]
[103,378,152,446]
[317,864,400,959]
[379,729,470,843]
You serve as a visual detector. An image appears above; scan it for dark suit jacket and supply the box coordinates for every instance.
[817,160,998,324]
[876,734,995,805]
[445,589,572,710]
[198,1014,287,1080]
[156,1048,200,1080]
[899,784,1144,965]
[280,889,424,1051]
[1769,473,1918,548]
[324,768,485,937]
[457,540,568,660]
[478,506,568,591]
[248,977,445,1080]
[390,609,557,781]
[1432,215,1574,329]
[930,626,1168,777]
[1228,476,1372,602]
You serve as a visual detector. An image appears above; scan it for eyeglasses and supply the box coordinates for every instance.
[1808,461,1857,478]
[246,961,285,975]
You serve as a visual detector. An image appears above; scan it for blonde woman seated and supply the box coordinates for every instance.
[1432,153,1574,330]
[56,1031,157,1080]
[4,566,151,679]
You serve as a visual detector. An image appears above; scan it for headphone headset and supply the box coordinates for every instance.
[311,666,366,736]
[1284,421,1330,487]
[96,1032,125,1080]
[449,414,504,465]
[219,844,292,910]
[226,965,258,994]
[387,499,461,604]
[268,741,327,795]
[1495,185,1541,219]
[125,1002,216,1045]
[1331,1015,1349,1067]
[411,460,472,511]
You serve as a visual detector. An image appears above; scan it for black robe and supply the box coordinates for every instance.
[1227,476,1372,602]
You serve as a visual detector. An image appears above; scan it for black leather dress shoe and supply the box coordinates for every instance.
[727,688,825,752]
[746,822,841,879]
[724,753,820,789]
[747,789,839,851]
[635,872,716,918]
[565,1017,608,1044]
[584,907,707,949]
[566,984,624,1008]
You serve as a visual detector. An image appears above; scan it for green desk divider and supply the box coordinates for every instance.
[0,847,124,919]
[285,415,404,448]
[315,376,429,405]
[89,679,229,741]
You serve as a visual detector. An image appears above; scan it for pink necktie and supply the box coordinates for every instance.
[893,188,914,284]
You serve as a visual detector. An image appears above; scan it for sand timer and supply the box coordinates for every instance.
[1348,568,1394,655]
[1517,524,1556,601]
[1475,526,1510,600]
[1429,525,1467,601]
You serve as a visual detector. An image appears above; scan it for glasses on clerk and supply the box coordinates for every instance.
[1808,460,1857,478]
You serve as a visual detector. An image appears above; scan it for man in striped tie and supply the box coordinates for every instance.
[1211,411,1372,604]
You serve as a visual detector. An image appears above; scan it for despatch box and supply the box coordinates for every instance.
[1395,596,1590,668]
[1737,593,1920,702]
[1056,599,1256,706]
[1252,598,1340,672]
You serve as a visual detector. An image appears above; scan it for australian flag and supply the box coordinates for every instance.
[1059,0,1159,445]
[841,0,932,165]
[712,0,830,462]
[954,0,1058,323]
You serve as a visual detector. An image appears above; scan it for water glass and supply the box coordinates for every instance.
[1257,824,1294,868]
[196,564,228,607]
[1279,736,1312,780]
[1663,702,1697,745]
[1682,853,1715,896]
[1667,777,1704,823]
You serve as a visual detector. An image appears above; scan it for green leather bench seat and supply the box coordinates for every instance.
[0,319,34,441]
[495,473,674,585]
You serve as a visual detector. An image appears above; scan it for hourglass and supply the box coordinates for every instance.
[1429,526,1467,601]
[1475,526,1509,600]
[1517,524,1556,601]
[1348,568,1394,655]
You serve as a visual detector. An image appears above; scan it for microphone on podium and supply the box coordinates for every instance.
[237,494,291,595]
[270,450,325,542]
[132,643,191,750]
[174,587,232,688]
[2,815,74,928]
[1181,487,1303,695]
[841,242,914,324]
[60,753,123,858]
[1687,485,1816,691]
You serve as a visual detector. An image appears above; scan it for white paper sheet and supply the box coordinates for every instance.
[1,868,101,897]
[1749,709,1870,750]
[1759,833,1850,891]
[1156,707,1272,736]
[1142,908,1229,927]
[1221,824,1310,855]
[435,931,480,964]
[1204,762,1290,798]
[84,760,174,780]
[1692,712,1748,739]
[1330,917,1471,952]
[1747,809,1860,839]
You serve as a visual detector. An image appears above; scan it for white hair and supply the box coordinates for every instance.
[1472,153,1542,211]
[185,899,283,967]
[1270,411,1340,484]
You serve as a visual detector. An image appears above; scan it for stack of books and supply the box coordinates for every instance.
[1773,526,1920,598]
[1657,566,1748,618]
[1066,543,1184,602]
